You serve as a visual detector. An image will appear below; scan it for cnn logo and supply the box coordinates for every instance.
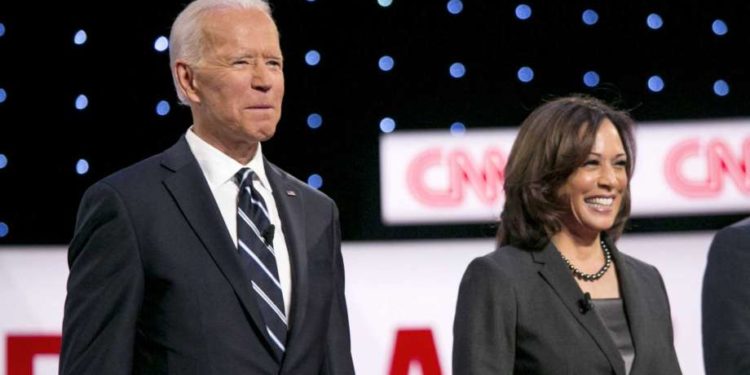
[665,137,750,197]
[407,147,507,207]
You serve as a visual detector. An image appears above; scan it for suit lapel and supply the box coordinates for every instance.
[532,242,626,375]
[159,138,274,356]
[609,236,647,374]
[265,160,309,356]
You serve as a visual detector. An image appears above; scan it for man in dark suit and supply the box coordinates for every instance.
[703,216,750,375]
[59,0,354,373]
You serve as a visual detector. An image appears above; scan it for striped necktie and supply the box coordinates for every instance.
[235,168,287,360]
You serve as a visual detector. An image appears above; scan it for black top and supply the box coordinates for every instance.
[593,298,635,375]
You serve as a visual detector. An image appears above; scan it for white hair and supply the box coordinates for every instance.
[169,0,273,104]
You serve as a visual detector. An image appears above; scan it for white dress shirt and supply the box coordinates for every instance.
[185,128,292,316]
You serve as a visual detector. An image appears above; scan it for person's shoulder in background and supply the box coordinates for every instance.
[702,216,750,375]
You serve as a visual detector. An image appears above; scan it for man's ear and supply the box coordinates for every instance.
[175,61,200,103]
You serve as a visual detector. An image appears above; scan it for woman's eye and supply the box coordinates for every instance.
[583,159,599,166]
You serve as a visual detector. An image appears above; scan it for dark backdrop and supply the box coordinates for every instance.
[0,1,747,244]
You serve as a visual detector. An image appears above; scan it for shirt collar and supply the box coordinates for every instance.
[185,127,272,191]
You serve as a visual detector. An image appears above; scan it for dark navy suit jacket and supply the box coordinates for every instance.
[60,137,354,374]
[703,217,750,375]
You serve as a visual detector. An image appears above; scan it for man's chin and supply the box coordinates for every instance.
[236,120,277,140]
[251,127,278,143]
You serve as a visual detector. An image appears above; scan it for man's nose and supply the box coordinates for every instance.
[251,66,272,92]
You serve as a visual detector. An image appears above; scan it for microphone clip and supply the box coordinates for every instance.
[579,292,593,314]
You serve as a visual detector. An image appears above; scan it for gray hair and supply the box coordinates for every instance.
[169,0,273,104]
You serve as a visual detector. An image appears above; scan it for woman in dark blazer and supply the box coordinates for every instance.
[453,95,682,375]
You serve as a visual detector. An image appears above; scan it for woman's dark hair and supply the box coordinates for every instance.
[497,95,636,250]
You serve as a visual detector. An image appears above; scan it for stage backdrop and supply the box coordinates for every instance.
[0,232,713,375]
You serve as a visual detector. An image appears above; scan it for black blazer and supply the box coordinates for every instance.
[59,137,355,375]
[453,236,682,375]
[702,216,750,375]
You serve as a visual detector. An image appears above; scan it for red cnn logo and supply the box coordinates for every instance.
[388,329,443,375]
[665,137,750,197]
[406,147,507,207]
[6,335,61,375]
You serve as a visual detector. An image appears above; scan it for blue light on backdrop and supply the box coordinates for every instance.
[449,63,466,78]
[515,4,532,20]
[305,50,321,66]
[378,55,394,72]
[713,80,729,97]
[74,29,87,45]
[648,75,665,92]
[450,122,466,135]
[76,159,90,175]
[307,174,323,189]
[582,9,599,25]
[647,13,663,30]
[583,71,600,87]
[75,94,89,110]
[380,117,396,133]
[712,19,728,36]
[307,113,323,129]
[154,36,169,52]
[517,66,534,83]
[156,100,171,116]
[447,0,463,15]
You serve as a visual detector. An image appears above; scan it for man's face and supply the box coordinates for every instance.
[189,8,284,149]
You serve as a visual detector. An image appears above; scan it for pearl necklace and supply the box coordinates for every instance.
[560,239,612,282]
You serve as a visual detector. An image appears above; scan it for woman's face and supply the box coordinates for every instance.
[558,119,629,238]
